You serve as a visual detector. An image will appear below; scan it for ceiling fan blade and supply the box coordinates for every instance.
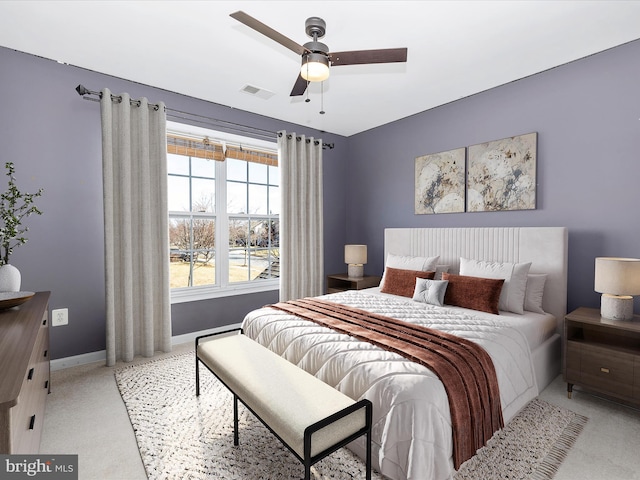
[230,11,308,56]
[290,74,308,96]
[330,47,408,66]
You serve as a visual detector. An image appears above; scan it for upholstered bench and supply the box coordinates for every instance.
[195,329,373,480]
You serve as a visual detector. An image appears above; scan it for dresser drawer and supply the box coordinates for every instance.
[22,324,49,395]
[578,342,633,399]
[11,373,48,454]
[12,319,50,453]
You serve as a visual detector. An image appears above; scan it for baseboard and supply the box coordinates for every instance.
[170,323,242,346]
[50,322,243,371]
[51,350,107,371]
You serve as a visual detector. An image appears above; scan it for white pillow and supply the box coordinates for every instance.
[412,278,449,307]
[459,258,531,314]
[380,254,439,289]
[524,274,547,314]
[434,264,450,280]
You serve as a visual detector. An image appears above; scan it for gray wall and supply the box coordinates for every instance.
[0,46,348,359]
[346,39,640,314]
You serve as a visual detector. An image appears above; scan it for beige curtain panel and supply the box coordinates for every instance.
[101,89,172,366]
[278,131,324,301]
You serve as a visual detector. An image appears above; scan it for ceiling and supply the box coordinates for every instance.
[2,1,640,137]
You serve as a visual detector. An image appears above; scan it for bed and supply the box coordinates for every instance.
[241,227,568,480]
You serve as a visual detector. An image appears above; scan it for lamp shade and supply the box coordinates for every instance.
[345,245,367,265]
[300,53,330,82]
[594,257,640,295]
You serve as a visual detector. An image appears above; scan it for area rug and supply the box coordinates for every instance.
[454,397,587,480]
[115,352,587,480]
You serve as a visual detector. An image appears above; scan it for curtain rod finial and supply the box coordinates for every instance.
[75,84,90,96]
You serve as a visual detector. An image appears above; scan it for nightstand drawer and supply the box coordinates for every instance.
[577,342,633,398]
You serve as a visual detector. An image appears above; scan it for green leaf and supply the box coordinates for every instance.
[0,162,43,265]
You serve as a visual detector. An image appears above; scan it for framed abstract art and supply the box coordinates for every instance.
[415,147,466,214]
[467,132,537,212]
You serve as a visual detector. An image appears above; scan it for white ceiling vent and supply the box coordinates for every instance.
[240,84,275,100]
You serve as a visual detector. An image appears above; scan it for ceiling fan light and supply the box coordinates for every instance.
[300,53,330,82]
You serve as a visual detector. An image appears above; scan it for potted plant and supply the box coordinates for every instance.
[0,162,43,291]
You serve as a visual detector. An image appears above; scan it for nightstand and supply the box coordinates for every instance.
[326,274,381,294]
[563,307,640,405]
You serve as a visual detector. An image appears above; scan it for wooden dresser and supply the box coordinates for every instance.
[0,291,51,453]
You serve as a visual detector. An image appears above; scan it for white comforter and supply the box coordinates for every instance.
[241,291,538,480]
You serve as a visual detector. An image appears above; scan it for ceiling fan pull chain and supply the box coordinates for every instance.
[320,81,325,115]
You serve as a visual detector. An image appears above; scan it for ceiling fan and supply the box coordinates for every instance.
[230,11,408,97]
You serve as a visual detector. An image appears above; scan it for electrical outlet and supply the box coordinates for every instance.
[52,308,68,327]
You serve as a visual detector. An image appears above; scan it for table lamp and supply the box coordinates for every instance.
[345,245,367,278]
[594,257,640,320]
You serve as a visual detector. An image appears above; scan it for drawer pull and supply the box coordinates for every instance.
[43,318,47,326]
[600,367,610,374]
[27,368,34,380]
[29,415,36,430]
[43,349,48,358]
[44,380,49,389]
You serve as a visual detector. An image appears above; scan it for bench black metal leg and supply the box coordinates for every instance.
[195,356,200,397]
[366,428,372,480]
[233,393,239,446]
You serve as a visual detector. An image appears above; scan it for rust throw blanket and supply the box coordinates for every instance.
[269,298,503,469]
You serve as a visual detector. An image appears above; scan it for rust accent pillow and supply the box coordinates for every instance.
[442,273,505,315]
[380,267,435,297]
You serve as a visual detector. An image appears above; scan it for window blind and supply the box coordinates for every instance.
[167,133,277,166]
[224,145,278,166]
[167,134,224,161]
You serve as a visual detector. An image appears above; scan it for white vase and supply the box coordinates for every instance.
[0,264,21,292]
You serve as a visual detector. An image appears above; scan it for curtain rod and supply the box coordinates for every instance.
[75,84,335,150]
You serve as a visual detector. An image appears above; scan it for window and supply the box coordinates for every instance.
[167,122,279,303]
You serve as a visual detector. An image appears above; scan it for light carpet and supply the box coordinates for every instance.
[454,397,587,480]
[115,352,586,480]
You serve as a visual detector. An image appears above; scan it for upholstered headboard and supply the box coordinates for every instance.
[384,227,568,332]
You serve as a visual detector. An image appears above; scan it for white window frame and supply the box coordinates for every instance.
[167,121,279,304]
